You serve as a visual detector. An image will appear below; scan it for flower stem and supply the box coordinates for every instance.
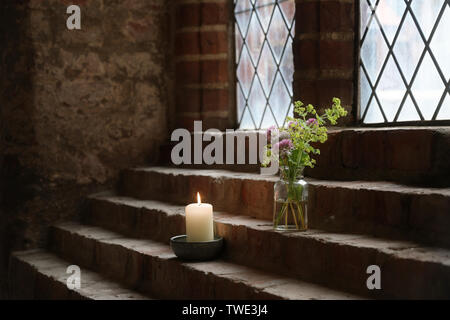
[289,202,300,230]
[297,202,306,229]
[285,205,288,227]
[274,202,287,228]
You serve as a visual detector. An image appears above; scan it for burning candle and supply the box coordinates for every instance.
[185,192,214,242]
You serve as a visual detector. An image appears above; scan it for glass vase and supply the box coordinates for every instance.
[273,168,308,231]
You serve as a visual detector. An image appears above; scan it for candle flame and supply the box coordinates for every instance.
[197,192,201,204]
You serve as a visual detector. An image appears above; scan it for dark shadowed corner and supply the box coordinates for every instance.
[0,1,36,298]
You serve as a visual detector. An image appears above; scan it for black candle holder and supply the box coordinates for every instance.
[170,235,224,261]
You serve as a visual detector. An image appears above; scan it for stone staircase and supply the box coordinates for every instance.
[8,128,450,300]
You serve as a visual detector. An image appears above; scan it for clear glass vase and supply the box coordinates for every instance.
[273,167,308,231]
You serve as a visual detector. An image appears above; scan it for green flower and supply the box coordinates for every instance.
[263,97,348,172]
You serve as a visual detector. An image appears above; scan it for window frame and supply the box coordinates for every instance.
[357,0,450,127]
[233,0,296,130]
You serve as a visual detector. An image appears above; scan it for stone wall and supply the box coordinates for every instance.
[0,0,174,289]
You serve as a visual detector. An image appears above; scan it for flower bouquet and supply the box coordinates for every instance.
[263,98,348,231]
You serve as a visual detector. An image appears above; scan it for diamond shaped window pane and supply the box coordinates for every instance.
[236,8,252,36]
[236,0,295,129]
[257,42,277,95]
[267,6,289,64]
[269,72,291,126]
[411,0,443,40]
[360,0,450,123]
[411,53,444,120]
[240,107,256,129]
[256,2,275,33]
[376,0,406,45]
[376,56,406,121]
[248,79,267,127]
[237,46,254,98]
[247,13,264,64]
[393,12,424,83]
[360,16,389,84]
[430,5,450,80]
[279,0,295,28]
[279,43,294,96]
[260,108,277,128]
[397,95,421,122]
[364,99,385,124]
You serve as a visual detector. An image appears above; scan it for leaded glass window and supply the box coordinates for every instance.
[235,0,295,129]
[360,0,450,124]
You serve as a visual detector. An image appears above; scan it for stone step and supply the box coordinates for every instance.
[309,180,450,247]
[120,167,450,246]
[86,194,450,299]
[49,222,362,300]
[120,167,276,220]
[308,127,450,187]
[161,127,450,186]
[9,250,150,300]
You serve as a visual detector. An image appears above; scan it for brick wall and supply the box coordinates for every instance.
[175,0,236,131]
[0,0,173,288]
[293,0,357,124]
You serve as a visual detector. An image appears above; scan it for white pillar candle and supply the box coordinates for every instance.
[185,192,214,242]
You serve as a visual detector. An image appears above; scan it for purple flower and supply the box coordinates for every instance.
[273,138,294,159]
[287,121,296,129]
[278,138,294,150]
[306,118,318,126]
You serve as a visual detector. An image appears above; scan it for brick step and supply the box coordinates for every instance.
[308,127,450,187]
[120,167,276,220]
[309,180,450,247]
[120,167,450,246]
[161,127,450,186]
[9,250,150,300]
[86,194,450,299]
[49,222,362,300]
